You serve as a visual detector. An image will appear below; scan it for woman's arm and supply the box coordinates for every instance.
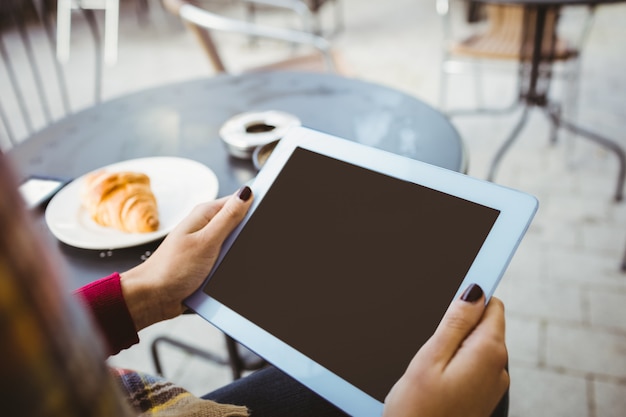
[119,186,253,331]
[74,186,254,355]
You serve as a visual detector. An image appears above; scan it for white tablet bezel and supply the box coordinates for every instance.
[186,126,537,416]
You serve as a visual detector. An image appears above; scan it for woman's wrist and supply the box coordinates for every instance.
[119,265,167,331]
[73,273,140,354]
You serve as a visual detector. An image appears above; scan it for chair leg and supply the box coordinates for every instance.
[0,101,17,146]
[135,0,151,25]
[487,105,531,181]
[56,0,72,63]
[546,107,626,202]
[548,101,561,145]
[330,0,344,36]
[82,9,104,103]
[225,335,245,380]
[621,240,626,272]
[103,0,119,65]
[474,60,485,110]
[150,333,267,380]
[38,0,72,113]
[56,0,117,67]
[0,13,33,136]
[151,335,231,377]
[558,57,581,147]
[438,58,450,111]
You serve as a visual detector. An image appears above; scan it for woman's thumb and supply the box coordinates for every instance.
[420,283,487,364]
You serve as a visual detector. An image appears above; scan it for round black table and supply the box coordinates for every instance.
[8,71,465,288]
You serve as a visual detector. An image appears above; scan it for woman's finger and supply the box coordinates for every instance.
[200,186,254,244]
[417,283,487,366]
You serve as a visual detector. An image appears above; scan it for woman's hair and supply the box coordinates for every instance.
[0,155,133,416]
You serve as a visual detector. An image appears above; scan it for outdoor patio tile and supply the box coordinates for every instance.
[496,237,548,285]
[540,194,613,225]
[545,246,626,289]
[506,315,542,365]
[586,289,626,332]
[594,379,626,417]
[546,323,626,378]
[580,222,626,255]
[508,366,588,417]
[496,281,584,323]
[525,217,582,250]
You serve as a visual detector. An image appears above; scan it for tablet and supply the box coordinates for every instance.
[186,127,537,416]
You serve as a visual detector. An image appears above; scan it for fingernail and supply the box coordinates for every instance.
[237,185,252,202]
[460,283,483,303]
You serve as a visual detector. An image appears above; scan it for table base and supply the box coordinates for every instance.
[484,100,626,202]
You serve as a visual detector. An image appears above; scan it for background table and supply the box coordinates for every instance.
[9,71,465,288]
[478,0,626,200]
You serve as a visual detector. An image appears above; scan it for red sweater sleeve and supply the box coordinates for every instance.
[73,272,139,356]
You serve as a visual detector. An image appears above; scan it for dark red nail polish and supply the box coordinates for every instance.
[461,283,483,303]
[237,185,252,202]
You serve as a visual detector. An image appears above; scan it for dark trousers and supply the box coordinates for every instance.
[204,366,509,417]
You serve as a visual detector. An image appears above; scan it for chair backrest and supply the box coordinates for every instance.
[242,0,344,37]
[163,0,337,75]
[445,2,574,61]
[0,0,102,150]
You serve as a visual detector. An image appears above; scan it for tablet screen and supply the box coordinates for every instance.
[204,147,500,402]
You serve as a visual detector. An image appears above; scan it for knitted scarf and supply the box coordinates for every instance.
[112,368,249,417]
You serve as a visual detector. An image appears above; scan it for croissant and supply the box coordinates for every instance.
[81,170,159,233]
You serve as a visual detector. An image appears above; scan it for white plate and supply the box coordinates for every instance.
[45,157,219,250]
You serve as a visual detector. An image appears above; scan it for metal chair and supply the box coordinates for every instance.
[242,0,344,38]
[0,0,103,150]
[436,1,626,200]
[56,0,119,66]
[437,0,591,114]
[163,0,339,75]
[151,331,267,381]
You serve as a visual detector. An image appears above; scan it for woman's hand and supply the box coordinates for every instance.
[383,284,509,417]
[120,186,253,331]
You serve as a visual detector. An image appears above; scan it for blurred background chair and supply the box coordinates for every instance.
[242,0,344,37]
[0,0,103,150]
[163,0,341,74]
[151,328,268,381]
[56,0,119,66]
[437,0,625,202]
[436,0,595,117]
[56,0,162,67]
